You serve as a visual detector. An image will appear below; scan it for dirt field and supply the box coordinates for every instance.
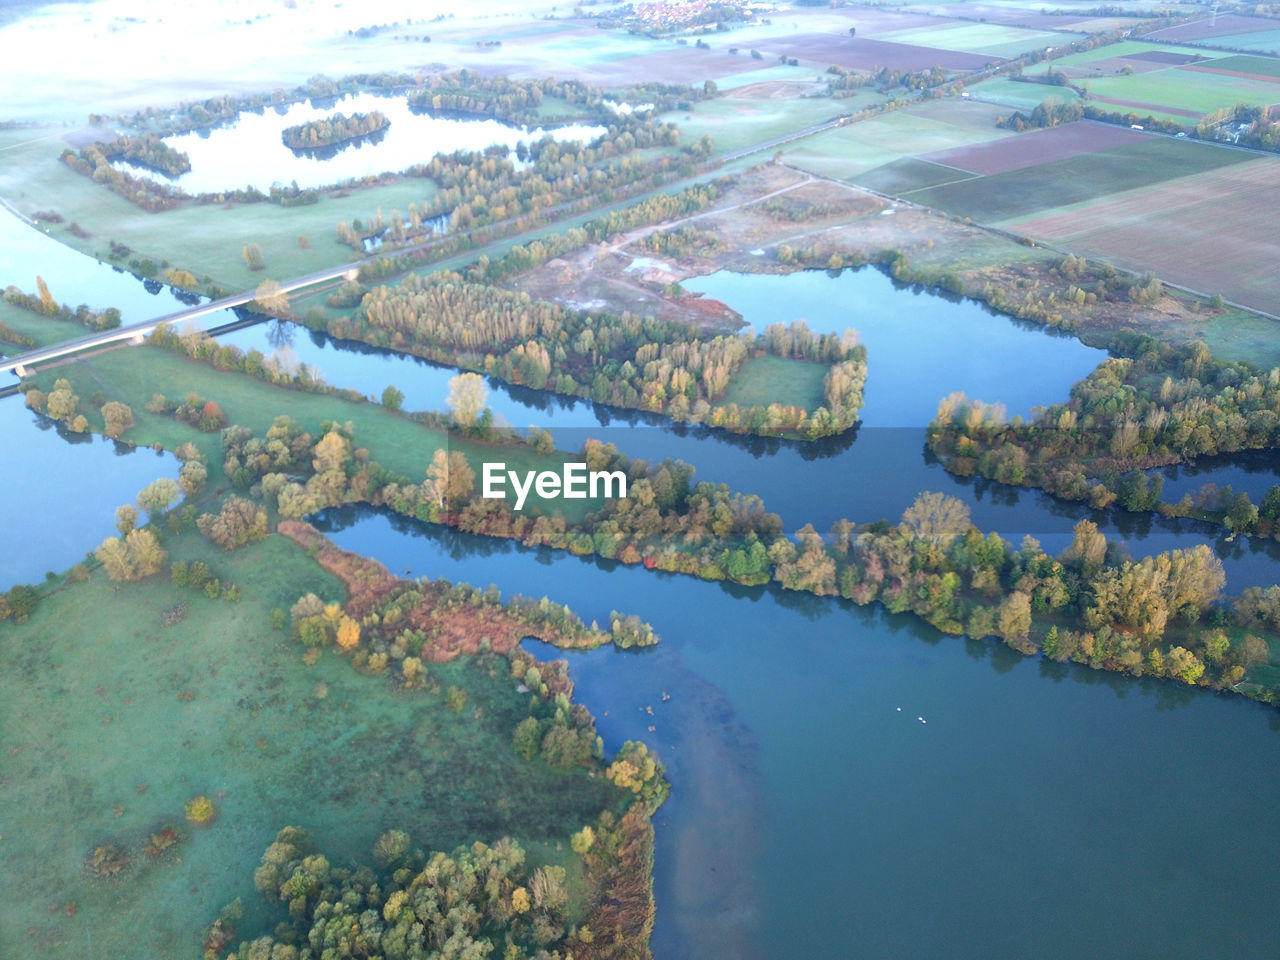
[1013,159,1280,322]
[763,35,1000,72]
[921,122,1149,176]
[503,160,1241,360]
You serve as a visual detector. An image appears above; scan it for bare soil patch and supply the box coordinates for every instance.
[922,122,1149,176]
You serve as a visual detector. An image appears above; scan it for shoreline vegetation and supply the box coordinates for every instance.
[927,333,1280,540]
[14,343,1276,705]
[0,505,667,959]
[281,110,390,151]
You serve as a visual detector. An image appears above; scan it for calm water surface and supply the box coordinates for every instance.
[322,509,1280,960]
[114,92,605,193]
[5,234,1280,960]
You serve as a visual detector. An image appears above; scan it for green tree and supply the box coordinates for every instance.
[242,243,265,270]
[137,477,180,520]
[381,385,405,411]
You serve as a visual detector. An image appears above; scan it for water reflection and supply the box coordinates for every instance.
[113,92,606,194]
[323,508,1280,960]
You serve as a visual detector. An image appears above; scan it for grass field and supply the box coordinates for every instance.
[0,530,612,959]
[0,129,439,291]
[1200,54,1280,77]
[0,301,82,350]
[1086,68,1280,117]
[722,355,828,409]
[877,22,1075,58]
[29,347,603,519]
[784,99,1015,181]
[661,94,863,157]
[968,77,1083,109]
[1196,30,1280,52]
[854,156,977,193]
[909,137,1255,222]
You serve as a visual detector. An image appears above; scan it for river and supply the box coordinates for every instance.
[3,223,1279,959]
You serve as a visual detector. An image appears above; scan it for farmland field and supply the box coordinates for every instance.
[1085,68,1280,117]
[854,157,976,194]
[908,137,1256,222]
[920,121,1148,175]
[876,22,1080,59]
[784,99,1016,181]
[761,34,1000,72]
[1185,53,1280,78]
[1143,13,1280,42]
[1011,158,1280,325]
[1196,30,1280,53]
[967,77,1083,109]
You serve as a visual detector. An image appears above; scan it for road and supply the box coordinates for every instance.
[0,265,352,376]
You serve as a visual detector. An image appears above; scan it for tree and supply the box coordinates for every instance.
[446,372,489,429]
[335,616,360,651]
[101,401,134,438]
[426,447,475,506]
[900,491,971,545]
[252,279,290,317]
[45,378,78,422]
[6,584,39,620]
[381,385,405,411]
[137,477,180,519]
[96,529,167,582]
[1239,634,1269,672]
[36,275,57,314]
[114,504,138,536]
[1225,492,1258,534]
[197,496,268,550]
[242,243,265,270]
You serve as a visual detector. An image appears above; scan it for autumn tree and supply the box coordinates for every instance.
[100,401,134,438]
[426,447,475,507]
[252,279,290,317]
[45,378,78,422]
[36,275,57,314]
[900,491,971,546]
[114,504,138,536]
[96,529,168,581]
[242,243,265,270]
[137,477,180,520]
[197,496,268,550]
[446,372,489,430]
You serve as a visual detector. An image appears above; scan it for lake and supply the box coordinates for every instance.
[4,231,1280,960]
[113,92,606,194]
[321,507,1280,960]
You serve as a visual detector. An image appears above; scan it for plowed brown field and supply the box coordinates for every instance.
[1014,159,1280,314]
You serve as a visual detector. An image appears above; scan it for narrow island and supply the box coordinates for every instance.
[281,110,391,151]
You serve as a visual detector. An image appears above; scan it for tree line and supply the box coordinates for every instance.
[195,416,1280,706]
[4,279,121,330]
[318,269,864,438]
[97,134,191,176]
[927,331,1280,538]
